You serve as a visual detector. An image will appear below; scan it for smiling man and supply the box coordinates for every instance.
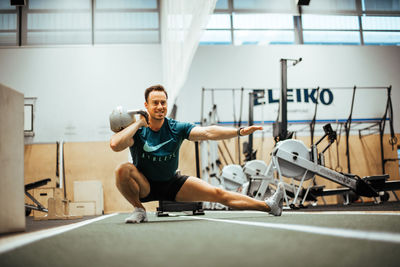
[110,84,285,223]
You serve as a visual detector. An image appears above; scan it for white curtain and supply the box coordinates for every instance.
[161,0,217,117]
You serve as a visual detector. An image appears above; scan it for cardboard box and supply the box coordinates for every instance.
[69,202,96,216]
[73,181,103,215]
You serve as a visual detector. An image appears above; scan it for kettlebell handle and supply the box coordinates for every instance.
[127,110,149,125]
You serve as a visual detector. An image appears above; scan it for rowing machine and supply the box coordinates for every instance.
[252,123,400,208]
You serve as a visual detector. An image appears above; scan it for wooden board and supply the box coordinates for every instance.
[63,141,131,213]
[24,133,400,213]
[32,188,63,217]
[0,83,25,234]
[24,143,59,188]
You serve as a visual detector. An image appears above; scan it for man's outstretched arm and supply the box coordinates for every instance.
[188,125,263,141]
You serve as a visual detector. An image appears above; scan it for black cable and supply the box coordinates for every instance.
[345,86,356,173]
[195,141,200,178]
[62,142,67,199]
[232,89,237,128]
[386,86,397,149]
[56,142,59,178]
[237,87,244,165]
[335,123,343,172]
[310,87,320,146]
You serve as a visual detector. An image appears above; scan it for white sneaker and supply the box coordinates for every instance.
[125,207,148,223]
[265,183,285,216]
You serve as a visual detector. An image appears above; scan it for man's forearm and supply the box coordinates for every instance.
[189,125,261,141]
[204,125,240,140]
[110,120,143,151]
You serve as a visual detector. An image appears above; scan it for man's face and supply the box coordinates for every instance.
[145,90,168,121]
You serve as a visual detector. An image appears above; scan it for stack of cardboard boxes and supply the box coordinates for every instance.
[70,181,104,216]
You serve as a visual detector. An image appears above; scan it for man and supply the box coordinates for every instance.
[110,85,284,223]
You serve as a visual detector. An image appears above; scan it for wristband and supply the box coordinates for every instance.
[237,127,244,136]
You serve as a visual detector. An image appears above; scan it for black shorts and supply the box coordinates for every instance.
[139,172,189,203]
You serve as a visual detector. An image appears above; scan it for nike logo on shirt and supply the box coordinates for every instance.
[143,139,173,153]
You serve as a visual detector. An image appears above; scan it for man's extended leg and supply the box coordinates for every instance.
[115,162,151,222]
[175,177,284,215]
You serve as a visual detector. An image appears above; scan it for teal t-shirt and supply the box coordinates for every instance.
[130,117,195,181]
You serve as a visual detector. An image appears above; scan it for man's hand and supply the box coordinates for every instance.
[239,126,263,136]
[139,112,149,128]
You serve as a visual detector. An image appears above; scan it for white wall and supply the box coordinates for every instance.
[0,44,399,143]
[0,45,162,143]
[178,45,400,135]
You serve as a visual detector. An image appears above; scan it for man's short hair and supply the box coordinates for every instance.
[145,85,168,102]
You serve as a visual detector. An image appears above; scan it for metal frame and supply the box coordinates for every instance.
[24,97,36,137]
[251,126,400,208]
[0,0,161,46]
[206,0,400,46]
[0,5,18,46]
[2,0,399,46]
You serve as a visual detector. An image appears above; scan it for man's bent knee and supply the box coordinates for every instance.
[114,163,150,197]
[115,162,136,186]
[115,162,133,176]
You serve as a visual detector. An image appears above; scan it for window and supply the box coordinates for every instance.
[363,0,400,13]
[362,16,400,45]
[201,1,295,45]
[26,0,92,45]
[233,14,294,45]
[201,0,400,46]
[1,0,399,46]
[233,13,295,45]
[215,0,229,10]
[0,0,160,46]
[94,0,159,44]
[0,2,17,46]
[302,15,360,45]
[200,14,231,44]
[233,0,295,12]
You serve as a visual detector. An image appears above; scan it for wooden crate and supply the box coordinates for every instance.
[32,188,63,217]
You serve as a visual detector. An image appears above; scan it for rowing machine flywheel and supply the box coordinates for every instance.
[273,139,315,181]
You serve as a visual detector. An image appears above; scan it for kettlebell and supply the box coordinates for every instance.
[109,106,149,133]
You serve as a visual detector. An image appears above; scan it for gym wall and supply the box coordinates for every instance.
[179,45,400,133]
[0,44,399,212]
[0,45,399,143]
[0,45,162,143]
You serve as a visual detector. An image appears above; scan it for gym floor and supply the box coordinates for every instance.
[0,203,399,267]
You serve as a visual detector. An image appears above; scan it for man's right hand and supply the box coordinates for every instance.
[139,113,149,128]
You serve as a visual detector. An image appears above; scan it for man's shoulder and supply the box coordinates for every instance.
[165,117,195,134]
[165,117,193,127]
[165,117,180,127]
